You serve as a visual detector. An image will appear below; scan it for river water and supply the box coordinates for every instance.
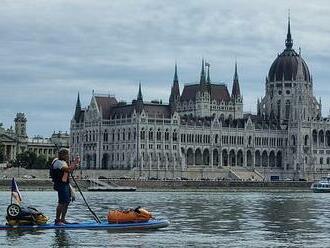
[0,190,329,247]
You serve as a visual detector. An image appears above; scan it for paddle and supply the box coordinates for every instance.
[70,173,101,223]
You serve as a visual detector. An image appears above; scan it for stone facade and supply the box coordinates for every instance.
[70,19,330,180]
[0,113,70,163]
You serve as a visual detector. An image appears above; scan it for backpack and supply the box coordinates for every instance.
[49,158,58,182]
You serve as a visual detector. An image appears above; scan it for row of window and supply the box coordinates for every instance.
[319,157,330,165]
[182,134,211,144]
[86,152,180,163]
[28,148,55,155]
[74,131,285,148]
[255,137,284,147]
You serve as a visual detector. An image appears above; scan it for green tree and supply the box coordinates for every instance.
[13,151,37,169]
[33,154,48,169]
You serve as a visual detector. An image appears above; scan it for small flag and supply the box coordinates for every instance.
[11,178,22,204]
[205,62,210,67]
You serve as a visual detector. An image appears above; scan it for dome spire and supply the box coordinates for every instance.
[285,10,293,49]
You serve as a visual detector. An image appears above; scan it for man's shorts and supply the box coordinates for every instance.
[57,183,71,204]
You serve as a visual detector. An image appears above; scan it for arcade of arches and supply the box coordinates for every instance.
[184,148,283,168]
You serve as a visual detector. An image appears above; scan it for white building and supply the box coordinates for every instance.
[0,113,70,163]
[70,19,330,180]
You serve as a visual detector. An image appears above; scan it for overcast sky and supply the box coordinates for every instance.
[1,0,330,137]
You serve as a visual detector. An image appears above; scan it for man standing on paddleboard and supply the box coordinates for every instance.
[50,148,80,225]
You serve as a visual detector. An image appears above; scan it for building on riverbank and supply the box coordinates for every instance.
[70,18,330,181]
[0,113,70,163]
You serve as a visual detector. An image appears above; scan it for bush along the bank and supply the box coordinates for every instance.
[12,151,54,169]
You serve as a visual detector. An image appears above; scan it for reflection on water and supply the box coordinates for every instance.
[0,191,330,247]
[53,230,71,248]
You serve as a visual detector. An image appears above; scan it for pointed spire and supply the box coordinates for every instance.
[206,61,211,84]
[285,10,293,49]
[234,61,239,81]
[74,92,81,122]
[137,82,143,102]
[76,92,81,108]
[171,63,180,96]
[136,83,144,113]
[231,61,241,98]
[169,63,180,110]
[200,59,206,85]
[173,63,178,83]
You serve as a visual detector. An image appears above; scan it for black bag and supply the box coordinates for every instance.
[49,159,57,181]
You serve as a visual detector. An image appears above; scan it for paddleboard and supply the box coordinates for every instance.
[0,219,169,231]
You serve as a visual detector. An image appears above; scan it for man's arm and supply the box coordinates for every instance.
[62,156,80,173]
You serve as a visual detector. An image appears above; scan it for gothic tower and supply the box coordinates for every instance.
[74,92,82,122]
[135,83,144,113]
[169,63,181,114]
[196,59,211,117]
[231,62,243,119]
[260,15,321,176]
[14,113,28,141]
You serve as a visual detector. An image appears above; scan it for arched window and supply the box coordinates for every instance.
[215,134,218,144]
[285,100,290,119]
[149,129,153,141]
[291,135,296,146]
[140,128,145,140]
[326,131,330,146]
[173,130,177,141]
[319,130,324,145]
[165,129,169,141]
[304,135,309,146]
[157,129,161,141]
[103,130,108,142]
[312,130,317,145]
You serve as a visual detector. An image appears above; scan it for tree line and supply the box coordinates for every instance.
[11,151,54,169]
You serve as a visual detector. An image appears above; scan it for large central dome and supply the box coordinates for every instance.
[268,19,311,82]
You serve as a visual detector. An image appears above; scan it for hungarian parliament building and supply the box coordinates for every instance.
[70,19,329,180]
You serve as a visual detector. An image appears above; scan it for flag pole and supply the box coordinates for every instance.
[10,178,13,205]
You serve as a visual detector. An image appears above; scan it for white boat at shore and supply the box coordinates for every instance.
[87,179,136,192]
[311,176,330,193]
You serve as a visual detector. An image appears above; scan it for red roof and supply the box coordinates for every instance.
[181,84,230,102]
[95,96,118,119]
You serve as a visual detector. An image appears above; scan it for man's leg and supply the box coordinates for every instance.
[60,184,71,223]
[60,203,69,222]
[56,203,64,223]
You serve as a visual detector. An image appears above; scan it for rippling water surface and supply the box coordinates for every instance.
[0,190,329,247]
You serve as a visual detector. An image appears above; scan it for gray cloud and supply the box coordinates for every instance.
[1,0,330,136]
